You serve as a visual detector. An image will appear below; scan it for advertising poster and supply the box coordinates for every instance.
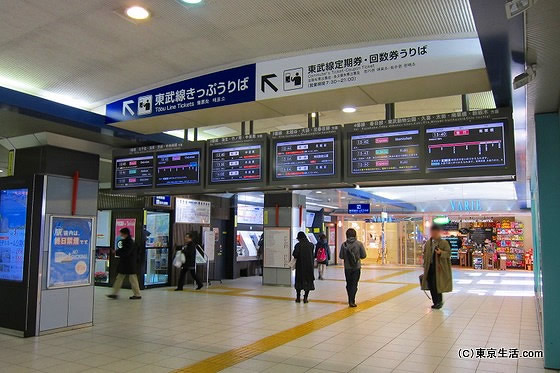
[47,216,94,289]
[96,210,111,247]
[114,218,136,248]
[0,189,28,282]
[175,198,211,224]
[145,212,169,248]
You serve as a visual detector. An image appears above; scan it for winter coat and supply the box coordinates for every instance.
[339,237,367,270]
[181,241,197,269]
[314,240,330,265]
[421,238,453,293]
[293,239,315,291]
[116,237,139,275]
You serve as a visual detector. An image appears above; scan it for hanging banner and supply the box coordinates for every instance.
[47,216,94,289]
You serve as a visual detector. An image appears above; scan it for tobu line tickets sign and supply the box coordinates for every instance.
[47,216,94,289]
[106,38,484,122]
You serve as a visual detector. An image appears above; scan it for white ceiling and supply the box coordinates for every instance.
[0,0,477,108]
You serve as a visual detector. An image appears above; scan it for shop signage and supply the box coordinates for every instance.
[348,203,370,214]
[47,216,94,289]
[106,38,484,122]
[153,195,171,207]
[450,200,483,212]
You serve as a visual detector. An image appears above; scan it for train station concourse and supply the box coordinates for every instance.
[0,0,560,372]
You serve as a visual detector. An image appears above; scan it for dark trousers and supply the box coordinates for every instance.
[177,266,202,290]
[428,263,442,305]
[344,268,361,304]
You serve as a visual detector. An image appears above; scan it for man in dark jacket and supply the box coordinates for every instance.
[176,233,203,291]
[339,228,367,307]
[107,228,142,300]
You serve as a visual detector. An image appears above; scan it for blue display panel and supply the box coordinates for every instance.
[348,203,370,214]
[0,189,28,282]
[426,122,506,171]
[156,150,201,186]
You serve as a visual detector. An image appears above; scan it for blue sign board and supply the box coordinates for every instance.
[153,195,171,207]
[348,203,370,214]
[47,216,93,289]
[106,64,256,123]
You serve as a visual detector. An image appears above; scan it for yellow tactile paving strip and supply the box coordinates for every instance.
[174,283,418,373]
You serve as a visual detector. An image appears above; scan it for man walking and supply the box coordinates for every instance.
[175,233,203,291]
[421,225,452,309]
[339,228,367,307]
[107,228,142,300]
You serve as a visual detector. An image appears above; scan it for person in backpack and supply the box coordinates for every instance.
[314,233,330,280]
[175,233,203,291]
[293,231,315,303]
[420,225,452,309]
[107,228,142,300]
[339,228,367,307]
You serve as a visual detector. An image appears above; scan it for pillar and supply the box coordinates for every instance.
[533,112,560,369]
[262,192,306,286]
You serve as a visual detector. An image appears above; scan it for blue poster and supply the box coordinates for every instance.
[106,64,256,123]
[0,189,28,282]
[47,216,93,288]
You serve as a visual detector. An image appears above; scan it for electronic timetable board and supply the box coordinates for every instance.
[350,129,421,174]
[114,155,154,189]
[156,150,201,186]
[207,134,268,189]
[270,126,342,185]
[426,122,507,171]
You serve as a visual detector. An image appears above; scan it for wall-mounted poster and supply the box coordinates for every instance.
[114,218,136,248]
[47,216,94,289]
[263,227,291,268]
[96,210,111,247]
[175,198,211,224]
[145,212,169,248]
[0,188,28,282]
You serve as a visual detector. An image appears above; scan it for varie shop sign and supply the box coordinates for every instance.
[106,38,485,122]
[450,200,483,212]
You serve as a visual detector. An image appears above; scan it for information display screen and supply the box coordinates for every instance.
[426,122,506,171]
[274,137,335,178]
[114,155,154,188]
[0,189,28,282]
[210,144,262,183]
[351,129,421,174]
[237,204,264,225]
[156,150,201,186]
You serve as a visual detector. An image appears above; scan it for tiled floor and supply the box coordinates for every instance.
[0,266,556,373]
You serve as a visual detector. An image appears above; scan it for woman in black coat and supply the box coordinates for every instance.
[293,231,315,303]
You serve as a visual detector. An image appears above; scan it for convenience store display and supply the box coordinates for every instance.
[496,219,525,269]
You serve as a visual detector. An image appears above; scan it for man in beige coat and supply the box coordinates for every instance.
[421,225,452,309]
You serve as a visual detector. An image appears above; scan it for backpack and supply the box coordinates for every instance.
[343,243,358,267]
[317,246,327,262]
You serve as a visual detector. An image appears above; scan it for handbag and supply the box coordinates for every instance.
[288,257,297,270]
[173,251,186,268]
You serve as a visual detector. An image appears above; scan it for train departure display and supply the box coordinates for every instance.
[275,137,335,178]
[210,145,262,183]
[114,155,154,188]
[351,129,420,174]
[156,150,201,186]
[426,122,506,171]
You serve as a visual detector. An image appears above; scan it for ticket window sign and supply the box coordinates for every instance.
[153,196,171,207]
[348,204,370,214]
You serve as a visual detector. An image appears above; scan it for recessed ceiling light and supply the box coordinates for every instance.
[125,6,150,20]
[342,107,357,113]
[181,0,202,3]
[315,191,322,194]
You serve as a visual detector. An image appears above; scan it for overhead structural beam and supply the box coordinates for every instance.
[249,120,254,135]
[385,103,395,120]
[314,112,320,127]
[241,121,246,136]
[461,94,470,112]
[308,113,313,128]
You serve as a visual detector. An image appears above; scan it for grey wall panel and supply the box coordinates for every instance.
[39,289,68,331]
[68,286,94,326]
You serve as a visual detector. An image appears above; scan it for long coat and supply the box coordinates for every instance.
[116,237,138,275]
[180,241,197,269]
[421,238,453,293]
[293,239,315,291]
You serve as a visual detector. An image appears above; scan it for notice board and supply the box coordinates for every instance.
[263,227,291,268]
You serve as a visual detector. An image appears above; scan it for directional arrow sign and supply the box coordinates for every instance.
[122,100,135,117]
[261,74,278,93]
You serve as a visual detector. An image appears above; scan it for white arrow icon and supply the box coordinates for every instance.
[122,100,135,116]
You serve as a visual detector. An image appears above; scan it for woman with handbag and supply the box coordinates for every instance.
[420,225,452,309]
[292,231,315,303]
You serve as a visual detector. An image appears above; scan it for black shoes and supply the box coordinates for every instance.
[196,285,203,290]
[174,288,183,291]
[303,297,309,304]
[431,302,443,309]
[129,296,142,300]
[106,294,117,299]
[349,303,357,308]
[295,297,301,303]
